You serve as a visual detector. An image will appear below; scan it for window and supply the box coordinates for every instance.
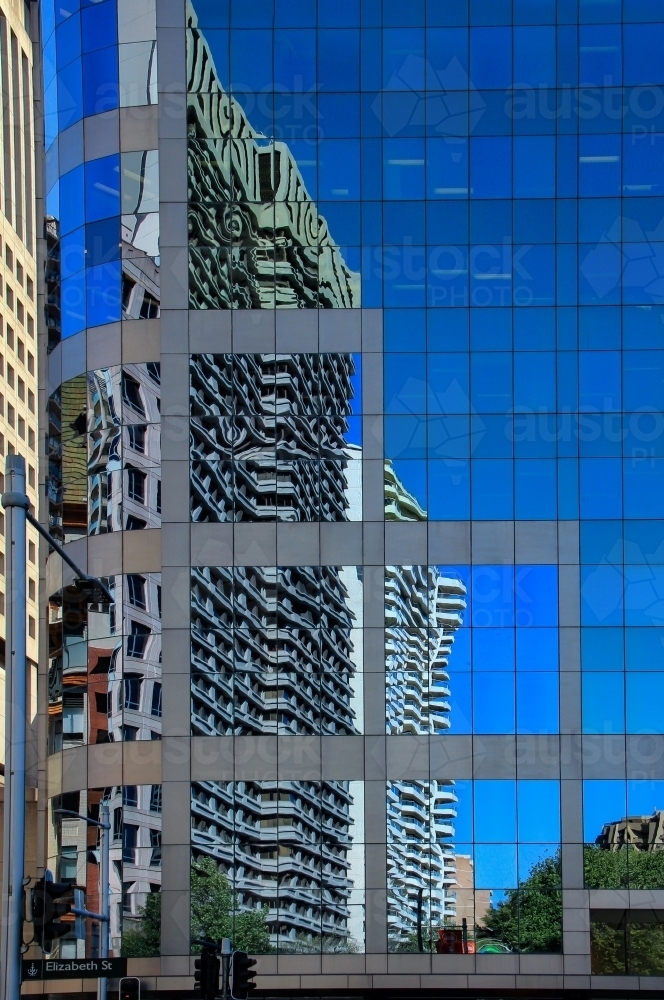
[17,339,23,363]
[125,514,147,530]
[156,477,161,514]
[15,262,22,285]
[122,785,138,807]
[113,806,122,841]
[28,578,35,600]
[122,725,138,741]
[5,246,12,268]
[28,541,34,562]
[28,616,35,638]
[28,428,34,450]
[28,465,34,487]
[27,316,33,337]
[6,287,13,310]
[126,622,150,659]
[7,364,14,388]
[122,823,138,863]
[140,292,159,319]
[151,682,162,718]
[26,276,33,300]
[149,829,161,866]
[127,467,146,504]
[27,352,33,374]
[18,416,25,439]
[122,374,145,416]
[127,574,146,609]
[16,301,23,325]
[17,376,24,401]
[146,362,160,384]
[127,424,146,453]
[7,405,14,428]
[6,326,13,349]
[95,692,108,714]
[123,675,142,710]
[149,785,162,813]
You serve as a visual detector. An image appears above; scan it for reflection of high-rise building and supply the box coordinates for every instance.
[597,812,664,852]
[190,353,361,523]
[386,565,467,735]
[191,779,362,953]
[186,2,359,311]
[387,779,458,948]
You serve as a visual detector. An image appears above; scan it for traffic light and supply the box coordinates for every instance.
[119,976,140,1000]
[194,944,219,1000]
[231,951,257,1000]
[31,878,74,952]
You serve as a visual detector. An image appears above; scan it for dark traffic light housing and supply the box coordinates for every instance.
[194,944,220,1000]
[31,878,74,952]
[231,951,257,1000]
[119,976,141,1000]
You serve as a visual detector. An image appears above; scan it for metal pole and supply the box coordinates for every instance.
[0,455,28,1000]
[99,801,110,1000]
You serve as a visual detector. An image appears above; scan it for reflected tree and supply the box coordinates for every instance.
[480,852,562,953]
[191,856,272,953]
[122,892,161,957]
[584,844,664,889]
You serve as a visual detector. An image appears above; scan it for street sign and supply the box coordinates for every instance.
[22,958,127,981]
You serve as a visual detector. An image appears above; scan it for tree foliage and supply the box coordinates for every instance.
[191,855,272,953]
[479,852,562,954]
[122,891,161,957]
[583,844,664,889]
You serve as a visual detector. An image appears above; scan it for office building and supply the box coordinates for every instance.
[36,0,664,993]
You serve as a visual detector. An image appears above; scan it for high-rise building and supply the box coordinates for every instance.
[35,0,664,993]
[0,0,39,915]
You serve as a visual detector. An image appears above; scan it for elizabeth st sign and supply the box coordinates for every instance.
[22,957,127,981]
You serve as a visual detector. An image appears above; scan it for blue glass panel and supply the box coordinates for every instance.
[428,457,470,517]
[86,260,122,328]
[516,672,559,732]
[626,628,664,671]
[470,136,511,198]
[275,0,316,26]
[471,565,515,627]
[81,0,117,53]
[318,140,360,199]
[517,627,558,671]
[82,47,119,118]
[474,781,517,841]
[274,28,315,91]
[60,227,86,279]
[514,459,557,519]
[61,270,87,338]
[582,672,625,732]
[472,627,514,671]
[624,23,664,86]
[471,458,513,519]
[57,61,83,131]
[470,27,511,88]
[579,24,621,86]
[624,459,664,518]
[317,28,359,91]
[516,565,557,627]
[517,781,560,842]
[231,0,273,27]
[56,11,81,68]
[59,165,85,236]
[85,218,121,268]
[474,844,517,888]
[427,353,469,409]
[85,155,120,222]
[470,352,512,412]
[513,26,555,87]
[581,627,624,671]
[229,29,273,94]
[626,672,664,732]
[581,563,624,625]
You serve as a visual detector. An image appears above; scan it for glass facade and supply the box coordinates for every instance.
[37,0,664,990]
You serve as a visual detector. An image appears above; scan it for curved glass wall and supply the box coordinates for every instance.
[41,0,159,347]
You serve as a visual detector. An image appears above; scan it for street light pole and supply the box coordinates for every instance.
[54,806,110,1000]
[0,455,114,1000]
[0,455,27,1000]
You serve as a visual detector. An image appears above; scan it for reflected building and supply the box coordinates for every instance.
[190,353,361,522]
[191,779,363,953]
[597,812,664,852]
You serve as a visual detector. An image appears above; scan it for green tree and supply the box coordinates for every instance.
[191,856,272,954]
[122,891,161,957]
[480,852,562,954]
[584,844,664,889]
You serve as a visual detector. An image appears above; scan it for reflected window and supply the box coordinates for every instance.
[123,675,142,710]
